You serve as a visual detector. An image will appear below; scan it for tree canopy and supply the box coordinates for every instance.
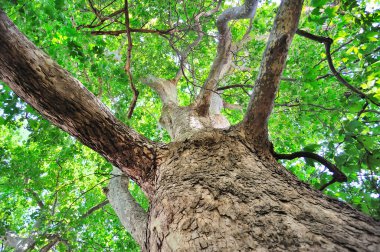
[0,0,379,250]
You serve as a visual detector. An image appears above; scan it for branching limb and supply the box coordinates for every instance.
[296,29,380,106]
[273,150,347,190]
[169,0,223,85]
[0,11,156,196]
[243,0,303,148]
[77,2,124,29]
[4,232,36,252]
[107,167,148,248]
[195,0,259,116]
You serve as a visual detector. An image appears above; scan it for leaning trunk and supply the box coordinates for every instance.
[148,130,379,251]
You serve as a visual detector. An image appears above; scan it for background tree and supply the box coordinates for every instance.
[0,0,379,251]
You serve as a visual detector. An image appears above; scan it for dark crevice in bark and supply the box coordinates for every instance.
[148,130,380,251]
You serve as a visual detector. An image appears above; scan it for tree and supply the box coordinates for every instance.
[1,0,380,251]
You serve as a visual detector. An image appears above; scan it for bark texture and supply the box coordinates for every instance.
[148,130,380,251]
[2,2,380,252]
[141,76,230,141]
[0,10,156,196]
[107,167,148,247]
[243,0,303,148]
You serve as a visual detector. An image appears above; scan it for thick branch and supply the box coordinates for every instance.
[243,0,303,148]
[296,29,380,106]
[107,167,148,248]
[273,151,347,183]
[0,10,156,196]
[195,0,258,116]
[141,75,178,105]
[40,236,60,252]
[4,232,36,252]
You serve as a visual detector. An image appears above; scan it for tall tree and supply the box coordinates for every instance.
[1,0,379,251]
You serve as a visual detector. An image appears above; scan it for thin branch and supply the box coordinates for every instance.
[90,27,176,36]
[25,188,44,209]
[314,38,354,68]
[77,1,125,29]
[273,151,347,183]
[296,29,380,106]
[51,160,63,215]
[356,102,369,119]
[172,0,223,84]
[316,46,380,80]
[217,84,254,91]
[124,0,139,119]
[80,200,109,219]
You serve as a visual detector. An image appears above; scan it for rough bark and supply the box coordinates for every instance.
[2,2,380,252]
[148,130,380,251]
[0,10,156,196]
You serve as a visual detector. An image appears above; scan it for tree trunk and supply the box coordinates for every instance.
[1,4,380,251]
[148,130,379,251]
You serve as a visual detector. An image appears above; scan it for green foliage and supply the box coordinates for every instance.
[0,0,379,250]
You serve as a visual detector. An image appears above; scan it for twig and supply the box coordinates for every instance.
[90,27,175,36]
[124,0,139,118]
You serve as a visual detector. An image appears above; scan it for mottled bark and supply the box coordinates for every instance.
[107,167,148,247]
[0,10,156,196]
[243,0,303,148]
[148,130,380,251]
[141,77,230,141]
[195,0,258,116]
[4,232,36,252]
[2,2,380,251]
